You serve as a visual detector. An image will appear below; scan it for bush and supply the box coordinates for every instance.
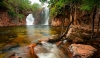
[18,14,24,19]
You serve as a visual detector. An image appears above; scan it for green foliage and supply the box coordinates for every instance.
[39,0,47,3]
[18,14,24,19]
[19,0,31,11]
[40,0,100,18]
[7,0,34,20]
[0,1,8,9]
[7,9,16,17]
[80,0,100,11]
[31,3,42,12]
[8,0,31,11]
[80,5,93,11]
[31,3,42,17]
[0,0,43,21]
[98,5,100,8]
[80,0,94,11]
[50,0,67,17]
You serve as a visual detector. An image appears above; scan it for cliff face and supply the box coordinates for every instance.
[33,8,47,25]
[0,9,26,26]
[0,7,46,26]
[51,18,70,26]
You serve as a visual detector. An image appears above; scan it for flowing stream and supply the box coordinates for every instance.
[0,25,65,58]
[0,4,68,58]
[34,42,66,58]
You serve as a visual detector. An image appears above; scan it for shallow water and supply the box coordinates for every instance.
[34,42,66,58]
[0,25,62,58]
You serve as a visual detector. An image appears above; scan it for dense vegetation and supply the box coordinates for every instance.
[40,0,100,42]
[0,0,42,20]
[40,0,100,17]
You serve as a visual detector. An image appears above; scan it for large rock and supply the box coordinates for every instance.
[47,34,60,43]
[69,44,97,58]
[1,43,19,53]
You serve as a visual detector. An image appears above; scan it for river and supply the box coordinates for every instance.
[0,25,66,58]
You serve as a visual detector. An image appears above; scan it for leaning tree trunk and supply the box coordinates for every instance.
[60,6,74,39]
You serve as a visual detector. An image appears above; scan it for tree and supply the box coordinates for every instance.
[31,3,42,17]
[7,0,32,20]
[40,0,100,42]
[80,0,100,42]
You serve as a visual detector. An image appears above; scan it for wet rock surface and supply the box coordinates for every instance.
[34,42,67,58]
[5,43,38,58]
[69,44,97,58]
[0,43,19,53]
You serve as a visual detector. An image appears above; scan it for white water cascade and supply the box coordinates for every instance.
[26,14,34,25]
[43,7,49,25]
[34,42,66,58]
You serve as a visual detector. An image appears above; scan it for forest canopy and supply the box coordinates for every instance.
[39,0,100,18]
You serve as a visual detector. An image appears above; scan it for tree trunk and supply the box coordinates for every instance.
[61,17,65,35]
[61,4,65,36]
[60,6,74,39]
[97,15,100,34]
[90,6,97,42]
[74,6,77,25]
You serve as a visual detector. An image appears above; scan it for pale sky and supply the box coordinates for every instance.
[29,0,48,7]
[29,0,41,4]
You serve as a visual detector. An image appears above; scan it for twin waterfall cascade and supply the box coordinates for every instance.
[26,7,49,25]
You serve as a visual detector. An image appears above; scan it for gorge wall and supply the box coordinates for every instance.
[0,9,26,26]
[0,7,45,26]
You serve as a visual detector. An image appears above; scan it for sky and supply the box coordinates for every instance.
[29,0,41,4]
[29,0,48,7]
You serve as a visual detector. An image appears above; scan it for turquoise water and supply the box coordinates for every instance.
[0,25,62,58]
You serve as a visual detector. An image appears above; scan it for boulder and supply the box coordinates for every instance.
[69,44,97,58]
[1,43,19,52]
[47,34,60,43]
[7,43,38,58]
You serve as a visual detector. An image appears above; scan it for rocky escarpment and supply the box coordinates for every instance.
[0,9,26,26]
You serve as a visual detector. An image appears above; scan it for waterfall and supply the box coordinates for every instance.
[26,7,49,25]
[43,7,49,25]
[34,42,66,58]
[26,14,34,25]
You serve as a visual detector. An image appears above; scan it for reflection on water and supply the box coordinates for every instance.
[0,25,61,57]
[26,25,50,42]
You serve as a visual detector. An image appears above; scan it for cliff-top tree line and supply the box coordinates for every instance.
[0,0,42,20]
